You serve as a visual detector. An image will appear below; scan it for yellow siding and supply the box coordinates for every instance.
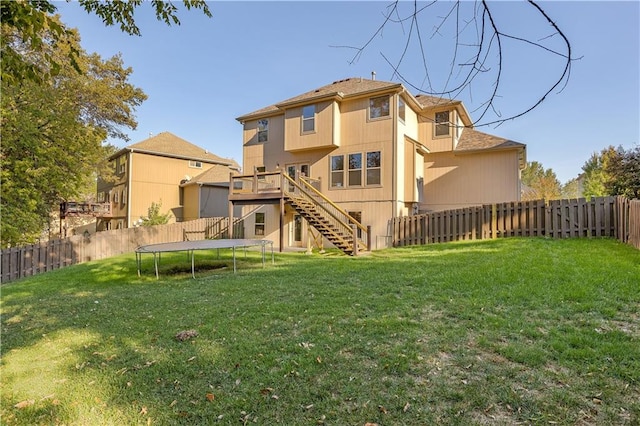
[129,152,202,223]
[422,150,521,211]
[283,101,338,151]
[182,185,200,221]
[243,115,285,172]
[418,110,454,153]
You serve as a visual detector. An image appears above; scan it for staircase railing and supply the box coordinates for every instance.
[282,173,370,253]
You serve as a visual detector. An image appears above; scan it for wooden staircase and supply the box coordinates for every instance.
[282,174,369,255]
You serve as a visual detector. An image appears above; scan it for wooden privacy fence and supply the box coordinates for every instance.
[1,217,244,284]
[392,196,640,249]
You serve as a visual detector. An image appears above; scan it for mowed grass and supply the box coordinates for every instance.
[1,238,639,425]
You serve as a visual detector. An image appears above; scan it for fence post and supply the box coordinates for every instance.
[351,224,358,256]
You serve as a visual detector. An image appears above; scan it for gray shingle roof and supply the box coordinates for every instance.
[123,132,239,168]
[237,77,405,121]
[455,128,525,152]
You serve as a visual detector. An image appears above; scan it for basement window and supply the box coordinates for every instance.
[255,212,265,236]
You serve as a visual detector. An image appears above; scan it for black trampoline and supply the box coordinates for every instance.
[135,239,274,279]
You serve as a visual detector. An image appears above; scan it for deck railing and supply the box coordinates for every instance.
[283,173,370,253]
[229,170,370,253]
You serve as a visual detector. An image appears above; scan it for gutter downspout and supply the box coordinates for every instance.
[392,94,398,225]
[126,150,133,228]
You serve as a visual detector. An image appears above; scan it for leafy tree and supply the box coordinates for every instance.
[521,161,561,201]
[602,146,639,199]
[581,145,639,199]
[140,201,172,226]
[1,18,146,247]
[1,0,212,84]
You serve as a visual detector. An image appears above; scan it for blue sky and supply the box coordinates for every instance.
[55,1,639,183]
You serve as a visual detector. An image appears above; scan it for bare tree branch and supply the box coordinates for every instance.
[338,0,578,128]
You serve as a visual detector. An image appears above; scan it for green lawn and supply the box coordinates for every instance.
[1,238,639,425]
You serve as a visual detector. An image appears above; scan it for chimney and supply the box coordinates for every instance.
[371,71,376,80]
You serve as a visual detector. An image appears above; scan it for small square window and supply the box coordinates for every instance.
[257,119,269,142]
[369,95,390,119]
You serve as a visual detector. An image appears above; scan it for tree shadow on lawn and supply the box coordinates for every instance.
[2,238,639,424]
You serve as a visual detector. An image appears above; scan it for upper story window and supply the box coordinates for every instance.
[116,156,127,174]
[435,111,450,137]
[257,119,269,142]
[369,95,390,120]
[398,98,406,122]
[189,160,203,168]
[302,105,315,133]
[121,187,127,205]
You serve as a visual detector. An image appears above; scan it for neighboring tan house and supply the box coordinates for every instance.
[233,77,526,252]
[96,132,239,230]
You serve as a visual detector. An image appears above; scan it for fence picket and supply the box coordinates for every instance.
[390,196,639,251]
[1,217,243,283]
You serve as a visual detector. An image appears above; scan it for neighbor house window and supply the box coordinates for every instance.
[302,105,315,133]
[112,190,118,205]
[257,119,269,142]
[398,98,405,122]
[366,151,381,185]
[98,192,105,202]
[255,212,265,236]
[435,111,450,136]
[121,187,127,205]
[330,155,344,188]
[118,160,126,174]
[369,95,390,119]
[189,160,202,168]
[348,153,362,186]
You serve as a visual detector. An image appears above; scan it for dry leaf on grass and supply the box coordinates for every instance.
[14,400,34,409]
[175,330,198,341]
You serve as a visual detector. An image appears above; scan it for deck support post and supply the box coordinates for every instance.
[279,197,285,252]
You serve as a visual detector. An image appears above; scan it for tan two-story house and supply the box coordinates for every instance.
[233,77,526,251]
[97,132,239,230]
